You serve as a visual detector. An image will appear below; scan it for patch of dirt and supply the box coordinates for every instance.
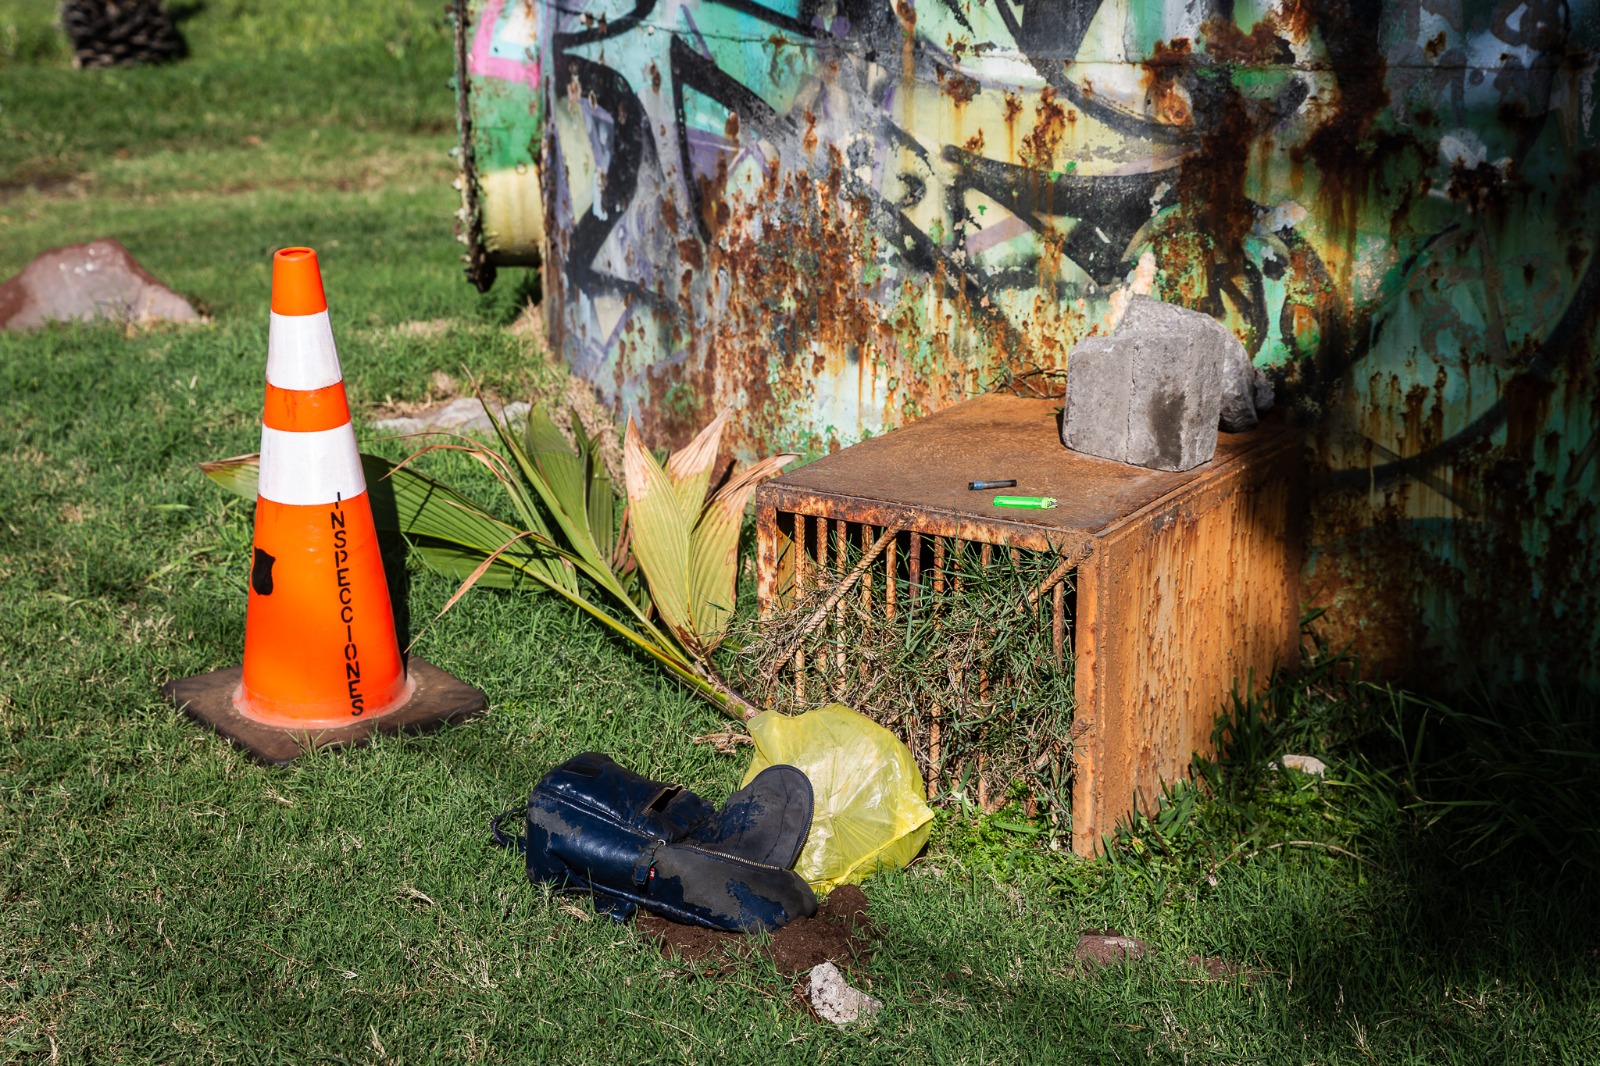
[1075,930,1251,982]
[1185,954,1244,980]
[363,369,464,420]
[0,174,86,203]
[637,884,879,977]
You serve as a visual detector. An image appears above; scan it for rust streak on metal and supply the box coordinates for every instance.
[834,518,847,672]
[1052,582,1066,670]
[793,512,808,698]
[861,524,874,613]
[1138,38,1195,128]
[885,535,897,619]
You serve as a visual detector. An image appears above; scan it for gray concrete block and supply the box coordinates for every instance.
[1116,294,1195,335]
[1118,295,1258,432]
[1062,302,1225,472]
[1128,331,1223,470]
[1060,336,1131,462]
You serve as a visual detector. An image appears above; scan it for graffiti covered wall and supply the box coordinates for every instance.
[454,0,1600,687]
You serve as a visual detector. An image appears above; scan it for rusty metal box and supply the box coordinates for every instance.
[755,394,1303,856]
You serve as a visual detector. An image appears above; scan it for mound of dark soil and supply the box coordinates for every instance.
[638,884,877,976]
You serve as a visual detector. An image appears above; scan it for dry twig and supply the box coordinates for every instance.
[691,729,754,753]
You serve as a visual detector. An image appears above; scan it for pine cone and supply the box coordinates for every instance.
[60,0,186,69]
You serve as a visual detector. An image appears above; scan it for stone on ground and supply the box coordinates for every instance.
[1074,932,1150,968]
[807,961,882,1025]
[369,397,530,437]
[1278,754,1328,776]
[0,239,199,332]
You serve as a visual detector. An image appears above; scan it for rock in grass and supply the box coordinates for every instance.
[0,239,199,332]
[369,396,531,437]
[1278,754,1328,777]
[1074,931,1149,968]
[807,961,882,1025]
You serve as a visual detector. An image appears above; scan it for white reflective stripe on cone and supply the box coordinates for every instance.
[266,310,342,391]
[257,424,367,506]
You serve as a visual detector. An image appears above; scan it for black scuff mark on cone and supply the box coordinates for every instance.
[251,548,276,596]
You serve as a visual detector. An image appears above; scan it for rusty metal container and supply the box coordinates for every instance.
[755,395,1304,854]
[453,0,1600,689]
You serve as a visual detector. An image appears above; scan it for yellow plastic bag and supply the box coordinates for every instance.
[741,704,934,895]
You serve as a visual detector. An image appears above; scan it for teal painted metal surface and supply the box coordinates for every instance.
[454,0,1600,686]
[453,0,547,289]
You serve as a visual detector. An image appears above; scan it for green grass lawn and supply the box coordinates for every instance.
[3,3,1598,1062]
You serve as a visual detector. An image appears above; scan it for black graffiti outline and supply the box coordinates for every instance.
[547,0,1581,433]
[669,32,791,246]
[559,0,1207,362]
[941,145,1178,288]
[550,0,669,313]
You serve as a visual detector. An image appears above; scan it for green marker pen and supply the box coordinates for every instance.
[993,495,1057,509]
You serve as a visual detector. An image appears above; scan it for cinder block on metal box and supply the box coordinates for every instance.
[1118,295,1261,433]
[1062,308,1226,471]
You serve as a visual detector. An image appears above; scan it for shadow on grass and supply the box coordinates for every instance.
[1136,664,1600,1054]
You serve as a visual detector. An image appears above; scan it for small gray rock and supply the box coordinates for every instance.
[1217,344,1259,433]
[1277,754,1328,777]
[0,239,199,332]
[370,397,530,437]
[807,962,882,1025]
[1252,367,1275,413]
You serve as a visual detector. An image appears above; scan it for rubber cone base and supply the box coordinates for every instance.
[161,657,486,765]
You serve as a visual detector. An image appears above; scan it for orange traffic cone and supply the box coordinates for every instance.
[240,247,411,726]
[163,247,484,762]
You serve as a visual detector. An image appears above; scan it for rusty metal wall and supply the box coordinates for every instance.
[454,0,1600,688]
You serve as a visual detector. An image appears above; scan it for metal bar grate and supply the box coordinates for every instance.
[761,511,1077,813]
